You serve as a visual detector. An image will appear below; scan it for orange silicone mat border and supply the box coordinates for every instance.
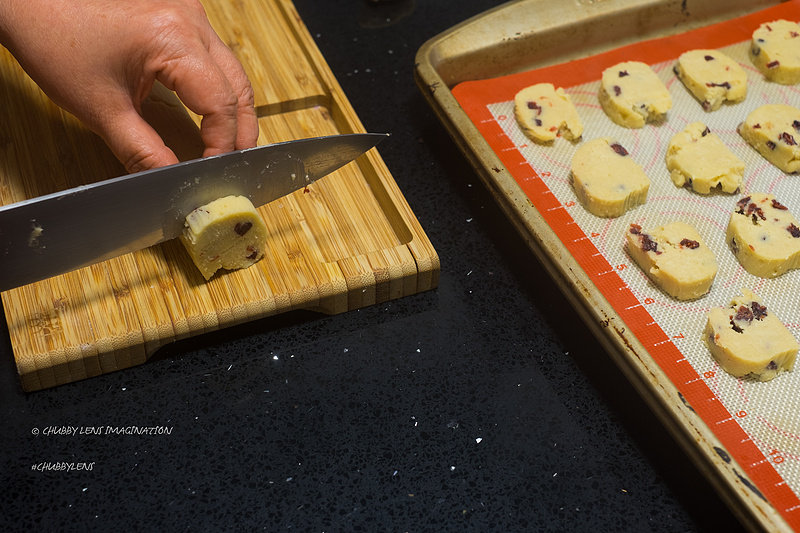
[452,0,800,528]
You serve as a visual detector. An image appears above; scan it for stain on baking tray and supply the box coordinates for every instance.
[426,80,440,95]
[678,392,695,413]
[715,446,732,464]
[736,469,767,502]
[713,446,766,502]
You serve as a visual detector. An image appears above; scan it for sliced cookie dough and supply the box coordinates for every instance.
[704,288,798,381]
[514,83,583,143]
[738,104,800,173]
[665,122,744,194]
[571,138,649,218]
[598,61,672,128]
[674,49,747,111]
[180,195,268,280]
[750,19,800,85]
[726,193,800,278]
[626,221,717,300]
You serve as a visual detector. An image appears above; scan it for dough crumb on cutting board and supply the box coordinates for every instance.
[180,195,267,280]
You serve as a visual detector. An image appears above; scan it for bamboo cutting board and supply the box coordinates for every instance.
[0,0,439,392]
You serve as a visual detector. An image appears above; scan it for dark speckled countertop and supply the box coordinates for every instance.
[0,1,749,531]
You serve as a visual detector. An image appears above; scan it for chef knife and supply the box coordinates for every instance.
[0,132,388,292]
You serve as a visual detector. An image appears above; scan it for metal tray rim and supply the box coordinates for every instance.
[415,1,795,531]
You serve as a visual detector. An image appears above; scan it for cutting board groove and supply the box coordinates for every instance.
[0,0,439,391]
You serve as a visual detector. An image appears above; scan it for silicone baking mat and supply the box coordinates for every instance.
[453,1,800,528]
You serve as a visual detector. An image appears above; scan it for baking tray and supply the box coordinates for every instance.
[416,1,800,531]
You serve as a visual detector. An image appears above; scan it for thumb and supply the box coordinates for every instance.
[97,106,180,173]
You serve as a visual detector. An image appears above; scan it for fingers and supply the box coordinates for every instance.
[107,38,256,173]
[113,1,258,169]
[208,37,259,151]
[98,105,180,173]
[157,31,258,160]
[0,0,256,173]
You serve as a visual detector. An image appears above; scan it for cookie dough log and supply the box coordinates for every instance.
[726,193,800,278]
[598,61,672,128]
[571,138,649,217]
[750,19,800,85]
[665,122,744,194]
[674,49,747,111]
[180,195,268,280]
[704,288,798,381]
[514,83,583,143]
[626,221,718,300]
[738,104,800,173]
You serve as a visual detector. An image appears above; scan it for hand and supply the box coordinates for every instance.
[0,0,259,172]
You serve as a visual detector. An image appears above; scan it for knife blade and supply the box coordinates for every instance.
[0,132,388,292]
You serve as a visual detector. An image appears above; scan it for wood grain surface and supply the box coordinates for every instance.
[0,0,439,391]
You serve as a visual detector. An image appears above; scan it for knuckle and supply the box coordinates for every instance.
[147,2,207,41]
[237,83,256,109]
[123,147,158,173]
